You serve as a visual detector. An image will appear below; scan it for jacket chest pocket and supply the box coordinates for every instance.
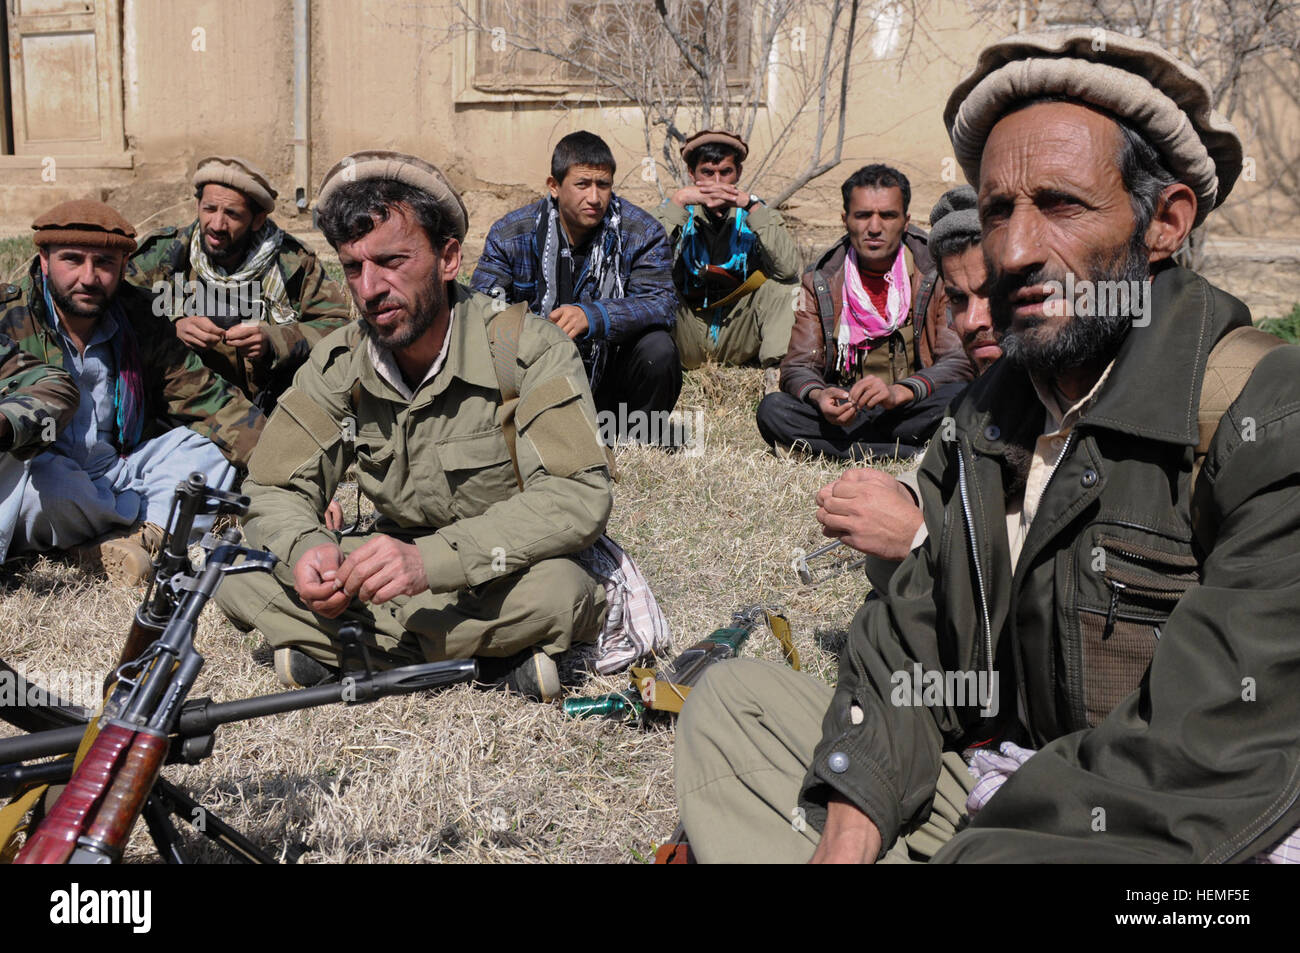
[436,429,518,520]
[1076,533,1198,726]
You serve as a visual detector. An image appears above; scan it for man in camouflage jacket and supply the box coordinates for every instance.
[127,156,351,410]
[0,200,264,581]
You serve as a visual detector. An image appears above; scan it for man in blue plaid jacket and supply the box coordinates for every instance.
[471,131,681,434]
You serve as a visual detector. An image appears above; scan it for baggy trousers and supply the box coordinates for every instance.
[0,426,234,563]
[215,535,608,668]
[673,279,799,369]
[755,381,967,461]
[675,658,974,863]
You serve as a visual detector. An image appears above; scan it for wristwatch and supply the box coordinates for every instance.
[743,193,760,211]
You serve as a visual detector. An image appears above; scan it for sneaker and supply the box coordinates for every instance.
[762,366,781,396]
[274,647,337,689]
[476,646,561,703]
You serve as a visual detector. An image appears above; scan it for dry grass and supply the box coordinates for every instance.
[0,363,894,864]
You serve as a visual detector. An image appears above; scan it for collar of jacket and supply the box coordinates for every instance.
[530,194,621,257]
[355,281,499,406]
[812,227,931,276]
[965,265,1251,457]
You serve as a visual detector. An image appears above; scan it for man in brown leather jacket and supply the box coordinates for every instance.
[756,165,973,460]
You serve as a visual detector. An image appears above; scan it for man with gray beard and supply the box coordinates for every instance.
[672,29,1300,863]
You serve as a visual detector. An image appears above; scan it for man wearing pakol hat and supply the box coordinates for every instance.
[812,186,1000,591]
[671,30,1300,863]
[471,131,681,436]
[651,130,801,390]
[0,200,266,584]
[758,163,974,460]
[215,151,614,700]
[128,155,351,410]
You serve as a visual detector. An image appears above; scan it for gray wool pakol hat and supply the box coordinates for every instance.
[193,156,278,213]
[944,28,1243,226]
[317,150,468,242]
[928,185,980,255]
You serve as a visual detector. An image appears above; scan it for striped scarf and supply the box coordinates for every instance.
[535,196,626,389]
[187,223,295,324]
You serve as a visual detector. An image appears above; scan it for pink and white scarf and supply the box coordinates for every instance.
[837,245,911,376]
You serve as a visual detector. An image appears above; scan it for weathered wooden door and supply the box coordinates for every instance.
[5,0,123,155]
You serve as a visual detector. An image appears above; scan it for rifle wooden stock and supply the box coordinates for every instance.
[83,730,168,855]
[14,721,135,864]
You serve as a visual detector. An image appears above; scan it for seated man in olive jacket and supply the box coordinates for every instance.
[675,30,1300,864]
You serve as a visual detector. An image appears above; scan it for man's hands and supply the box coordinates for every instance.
[293,536,429,618]
[811,379,914,426]
[293,543,350,619]
[223,322,269,360]
[816,468,923,563]
[175,314,269,360]
[810,797,882,864]
[548,304,590,340]
[849,377,912,412]
[175,315,224,350]
[671,183,748,213]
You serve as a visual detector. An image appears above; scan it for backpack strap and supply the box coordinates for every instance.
[485,302,530,489]
[1191,325,1285,539]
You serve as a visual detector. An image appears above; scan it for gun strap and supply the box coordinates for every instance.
[630,609,799,713]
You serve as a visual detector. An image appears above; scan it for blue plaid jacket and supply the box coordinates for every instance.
[470,196,677,376]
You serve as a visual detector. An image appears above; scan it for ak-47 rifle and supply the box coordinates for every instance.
[5,473,477,864]
[563,604,799,724]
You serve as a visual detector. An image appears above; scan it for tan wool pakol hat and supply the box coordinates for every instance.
[193,155,279,213]
[316,150,469,242]
[944,28,1243,226]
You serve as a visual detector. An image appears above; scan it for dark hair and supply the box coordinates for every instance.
[316,178,455,252]
[687,141,744,174]
[551,131,616,184]
[841,164,911,214]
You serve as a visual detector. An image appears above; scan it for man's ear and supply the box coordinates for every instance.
[439,237,462,281]
[1145,182,1197,263]
[38,248,49,276]
[841,210,849,231]
[546,175,560,199]
[252,209,270,232]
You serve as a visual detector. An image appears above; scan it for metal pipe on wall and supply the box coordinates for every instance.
[292,0,310,213]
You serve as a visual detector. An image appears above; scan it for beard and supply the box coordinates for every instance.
[990,227,1149,377]
[358,278,445,351]
[48,280,111,321]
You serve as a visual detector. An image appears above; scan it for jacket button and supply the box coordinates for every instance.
[828,751,849,773]
[983,425,1001,441]
[1081,468,1098,488]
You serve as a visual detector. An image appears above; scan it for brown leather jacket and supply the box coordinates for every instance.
[780,228,973,404]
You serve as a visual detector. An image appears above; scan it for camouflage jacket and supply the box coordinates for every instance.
[0,328,79,459]
[0,259,265,469]
[126,220,352,403]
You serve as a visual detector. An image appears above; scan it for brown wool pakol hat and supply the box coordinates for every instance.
[680,130,749,165]
[32,199,137,253]
[316,150,469,242]
[944,28,1243,227]
[193,155,278,213]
